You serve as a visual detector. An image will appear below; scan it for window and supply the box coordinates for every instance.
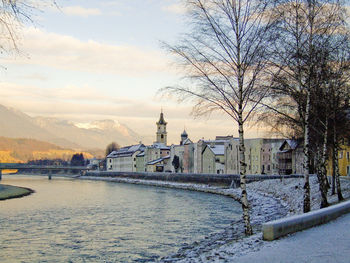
[347,152,349,161]
[339,151,343,159]
[161,134,164,139]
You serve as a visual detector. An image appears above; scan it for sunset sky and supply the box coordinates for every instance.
[0,0,266,145]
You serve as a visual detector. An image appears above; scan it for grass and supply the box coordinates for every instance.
[0,184,34,200]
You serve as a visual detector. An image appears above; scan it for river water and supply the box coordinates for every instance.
[0,175,241,262]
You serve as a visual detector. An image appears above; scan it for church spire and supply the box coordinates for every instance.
[156,110,167,145]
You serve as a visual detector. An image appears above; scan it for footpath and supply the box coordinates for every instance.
[231,212,350,263]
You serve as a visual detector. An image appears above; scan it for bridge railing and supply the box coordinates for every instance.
[0,163,90,170]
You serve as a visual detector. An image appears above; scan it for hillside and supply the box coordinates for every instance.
[0,137,94,163]
[0,104,141,150]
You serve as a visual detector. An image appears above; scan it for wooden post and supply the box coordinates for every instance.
[48,170,52,180]
[0,169,2,181]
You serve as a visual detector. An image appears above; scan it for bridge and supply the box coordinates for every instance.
[0,163,92,180]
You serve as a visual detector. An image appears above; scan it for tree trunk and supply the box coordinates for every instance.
[318,118,329,208]
[238,113,253,236]
[303,89,311,213]
[333,124,344,201]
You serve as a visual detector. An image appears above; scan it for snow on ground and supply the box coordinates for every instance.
[80,175,350,263]
[214,212,350,263]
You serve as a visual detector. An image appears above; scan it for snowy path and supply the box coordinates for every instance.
[228,212,350,263]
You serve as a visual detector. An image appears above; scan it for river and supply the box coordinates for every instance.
[0,175,241,262]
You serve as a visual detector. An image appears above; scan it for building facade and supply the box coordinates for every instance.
[225,138,285,175]
[106,144,145,172]
[277,139,304,175]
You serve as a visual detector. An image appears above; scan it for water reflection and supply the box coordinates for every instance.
[0,175,241,262]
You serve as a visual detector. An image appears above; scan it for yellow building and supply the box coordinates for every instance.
[327,141,350,177]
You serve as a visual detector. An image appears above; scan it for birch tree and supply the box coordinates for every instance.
[263,0,348,212]
[163,0,276,236]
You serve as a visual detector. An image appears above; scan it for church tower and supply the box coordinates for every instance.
[180,129,188,145]
[156,110,167,145]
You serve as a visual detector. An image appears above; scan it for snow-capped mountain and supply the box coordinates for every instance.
[0,104,141,150]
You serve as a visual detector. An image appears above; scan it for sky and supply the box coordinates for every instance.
[0,0,267,145]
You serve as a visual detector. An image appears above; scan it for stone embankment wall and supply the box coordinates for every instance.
[85,171,303,187]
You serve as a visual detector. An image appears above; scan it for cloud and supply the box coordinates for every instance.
[4,27,171,76]
[19,73,48,81]
[0,82,133,105]
[162,3,187,14]
[61,6,102,17]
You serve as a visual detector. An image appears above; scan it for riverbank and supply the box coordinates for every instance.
[79,175,350,262]
[0,184,34,200]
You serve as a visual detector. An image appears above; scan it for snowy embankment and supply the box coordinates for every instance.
[79,175,350,262]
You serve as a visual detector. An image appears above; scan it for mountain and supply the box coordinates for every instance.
[0,136,94,163]
[0,104,141,150]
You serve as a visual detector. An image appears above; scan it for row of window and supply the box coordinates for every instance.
[339,151,350,161]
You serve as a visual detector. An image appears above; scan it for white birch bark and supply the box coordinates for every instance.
[238,113,253,236]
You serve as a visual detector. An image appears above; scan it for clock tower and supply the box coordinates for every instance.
[156,110,167,145]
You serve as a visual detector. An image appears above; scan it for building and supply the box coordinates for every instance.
[202,143,225,174]
[135,152,145,172]
[144,111,171,172]
[146,155,170,172]
[198,138,230,174]
[277,139,304,175]
[145,143,171,172]
[106,144,145,172]
[155,110,167,145]
[338,142,350,176]
[327,138,350,177]
[225,138,285,175]
[169,130,195,173]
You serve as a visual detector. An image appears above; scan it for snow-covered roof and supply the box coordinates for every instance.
[136,152,145,157]
[182,138,193,145]
[149,142,170,150]
[279,139,301,151]
[107,144,145,158]
[200,139,229,145]
[207,144,225,156]
[147,155,170,165]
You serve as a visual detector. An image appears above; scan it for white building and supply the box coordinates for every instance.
[106,144,145,172]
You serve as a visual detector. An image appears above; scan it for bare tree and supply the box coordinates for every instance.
[105,142,120,156]
[262,0,348,212]
[0,1,57,54]
[162,0,276,236]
